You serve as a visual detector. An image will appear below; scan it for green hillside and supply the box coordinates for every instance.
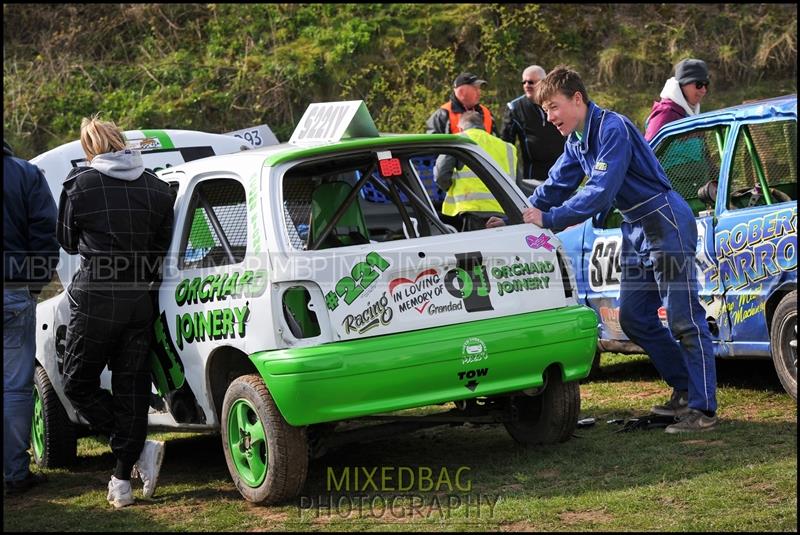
[3,3,797,158]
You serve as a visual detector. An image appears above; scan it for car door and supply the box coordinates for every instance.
[712,116,798,350]
[582,212,625,340]
[652,122,731,341]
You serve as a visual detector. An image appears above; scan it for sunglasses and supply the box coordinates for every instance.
[523,79,539,86]
[695,81,709,89]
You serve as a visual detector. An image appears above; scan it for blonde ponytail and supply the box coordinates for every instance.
[79,113,126,160]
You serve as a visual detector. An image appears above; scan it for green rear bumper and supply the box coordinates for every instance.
[250,305,598,426]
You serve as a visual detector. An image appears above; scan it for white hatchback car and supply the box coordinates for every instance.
[30,102,598,504]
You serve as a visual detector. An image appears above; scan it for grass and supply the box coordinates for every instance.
[4,354,796,531]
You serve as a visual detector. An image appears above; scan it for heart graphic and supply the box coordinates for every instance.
[388,268,438,295]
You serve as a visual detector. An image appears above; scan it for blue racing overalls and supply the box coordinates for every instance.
[531,101,717,413]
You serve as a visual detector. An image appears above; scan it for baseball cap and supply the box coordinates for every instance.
[453,72,487,88]
[675,59,709,86]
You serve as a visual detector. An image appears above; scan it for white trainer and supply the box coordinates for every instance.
[131,439,165,498]
[107,476,135,509]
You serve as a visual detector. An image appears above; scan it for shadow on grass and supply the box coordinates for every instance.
[58,433,228,478]
[149,433,235,486]
[295,416,796,505]
[591,353,787,395]
[3,433,247,531]
[3,475,174,532]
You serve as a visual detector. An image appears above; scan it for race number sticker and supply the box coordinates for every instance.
[226,125,279,148]
[289,101,379,144]
[589,236,622,292]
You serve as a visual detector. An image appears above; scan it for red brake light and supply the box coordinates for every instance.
[378,158,402,177]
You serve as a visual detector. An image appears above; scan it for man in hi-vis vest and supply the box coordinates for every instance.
[434,111,517,231]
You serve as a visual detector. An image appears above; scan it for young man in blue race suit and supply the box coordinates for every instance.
[488,65,717,432]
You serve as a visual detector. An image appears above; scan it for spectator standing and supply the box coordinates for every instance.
[426,73,498,135]
[58,116,174,508]
[4,140,60,496]
[644,58,710,141]
[488,66,718,433]
[501,65,565,192]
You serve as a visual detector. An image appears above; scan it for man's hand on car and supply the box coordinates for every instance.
[485,216,506,228]
[522,207,544,226]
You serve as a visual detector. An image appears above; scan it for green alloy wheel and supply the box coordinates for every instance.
[221,374,308,504]
[31,384,45,461]
[31,366,77,467]
[227,398,268,487]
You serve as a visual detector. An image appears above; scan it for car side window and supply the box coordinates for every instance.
[654,126,728,216]
[727,119,797,210]
[179,179,247,269]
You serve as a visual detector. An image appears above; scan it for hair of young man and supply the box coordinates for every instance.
[80,113,126,160]
[458,110,485,131]
[534,65,589,107]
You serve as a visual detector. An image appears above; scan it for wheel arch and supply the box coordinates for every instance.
[544,361,566,383]
[206,346,260,422]
[766,282,797,329]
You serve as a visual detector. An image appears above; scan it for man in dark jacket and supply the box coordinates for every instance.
[501,65,565,194]
[4,140,60,496]
[426,73,498,136]
[58,116,174,508]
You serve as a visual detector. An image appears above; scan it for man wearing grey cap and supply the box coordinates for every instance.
[426,72,498,135]
[644,58,710,141]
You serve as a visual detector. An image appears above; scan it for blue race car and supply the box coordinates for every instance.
[557,94,797,399]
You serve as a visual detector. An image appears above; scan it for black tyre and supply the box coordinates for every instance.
[504,368,581,445]
[221,374,308,504]
[31,366,77,467]
[770,290,797,401]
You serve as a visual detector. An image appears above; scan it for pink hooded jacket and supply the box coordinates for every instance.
[644,98,687,141]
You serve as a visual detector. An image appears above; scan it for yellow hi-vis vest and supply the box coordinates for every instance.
[442,128,517,217]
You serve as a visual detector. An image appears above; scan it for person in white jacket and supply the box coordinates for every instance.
[644,58,710,141]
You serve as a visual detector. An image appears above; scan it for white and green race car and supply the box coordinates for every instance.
[30,101,598,504]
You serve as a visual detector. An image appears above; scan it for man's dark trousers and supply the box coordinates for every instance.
[62,266,154,466]
[618,190,717,413]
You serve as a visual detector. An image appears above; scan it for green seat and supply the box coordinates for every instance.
[309,181,370,249]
